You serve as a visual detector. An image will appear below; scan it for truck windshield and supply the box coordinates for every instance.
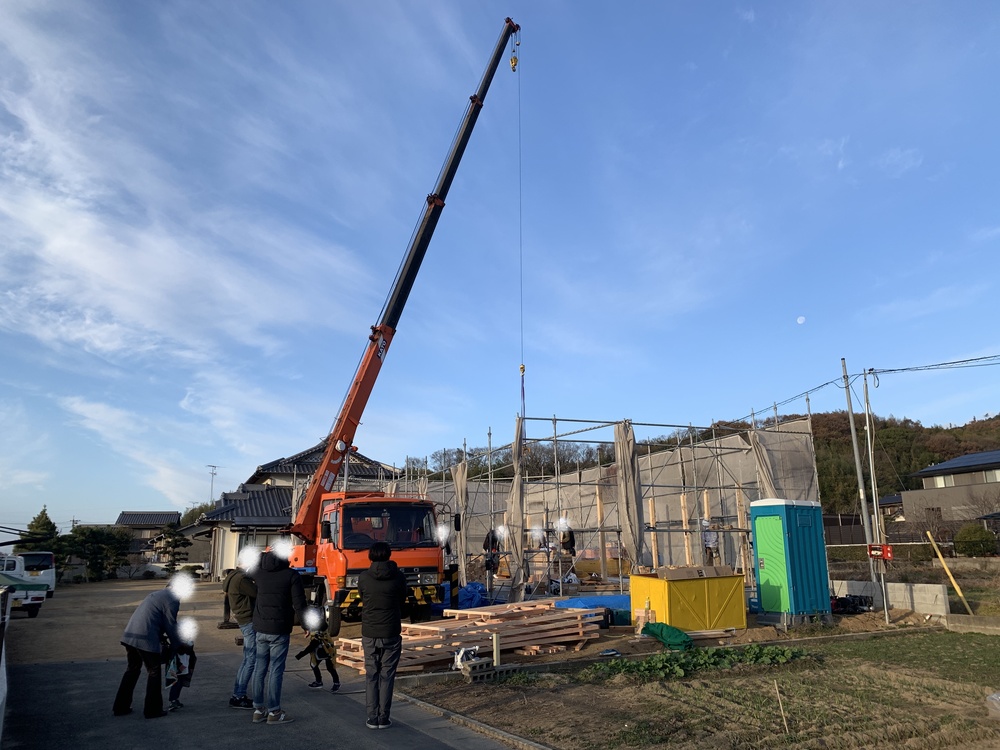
[20,552,55,572]
[341,505,437,549]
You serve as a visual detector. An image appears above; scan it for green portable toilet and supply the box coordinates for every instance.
[750,498,831,625]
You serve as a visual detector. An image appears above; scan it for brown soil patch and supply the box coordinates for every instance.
[400,609,1000,750]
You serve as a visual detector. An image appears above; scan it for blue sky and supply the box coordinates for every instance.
[2,2,999,536]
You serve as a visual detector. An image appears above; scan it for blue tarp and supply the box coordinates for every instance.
[554,595,630,610]
[430,581,489,615]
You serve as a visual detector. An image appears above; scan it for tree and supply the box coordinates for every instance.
[119,553,150,580]
[14,506,59,552]
[953,523,997,558]
[159,523,192,574]
[180,502,215,527]
[64,526,133,581]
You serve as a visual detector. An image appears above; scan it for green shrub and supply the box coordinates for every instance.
[827,545,869,562]
[953,524,997,557]
[580,644,809,683]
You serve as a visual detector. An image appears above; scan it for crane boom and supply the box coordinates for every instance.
[290,17,519,543]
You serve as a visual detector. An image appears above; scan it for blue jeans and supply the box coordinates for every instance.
[252,632,290,713]
[233,622,256,698]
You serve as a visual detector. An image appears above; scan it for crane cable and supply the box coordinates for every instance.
[512,27,526,422]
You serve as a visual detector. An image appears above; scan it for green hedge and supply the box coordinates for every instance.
[953,524,998,557]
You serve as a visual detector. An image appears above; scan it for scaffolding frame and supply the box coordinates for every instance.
[384,413,821,601]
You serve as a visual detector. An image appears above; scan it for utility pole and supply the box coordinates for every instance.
[842,358,878,595]
[206,465,221,504]
[862,370,891,624]
[841,359,874,544]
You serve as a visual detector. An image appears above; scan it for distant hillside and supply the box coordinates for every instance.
[811,411,1000,513]
[436,411,1000,515]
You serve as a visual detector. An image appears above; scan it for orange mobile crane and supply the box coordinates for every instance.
[287,18,520,626]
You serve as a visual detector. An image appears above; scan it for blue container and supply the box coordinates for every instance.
[750,498,830,617]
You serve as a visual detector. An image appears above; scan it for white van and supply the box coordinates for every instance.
[0,555,46,618]
[18,550,57,598]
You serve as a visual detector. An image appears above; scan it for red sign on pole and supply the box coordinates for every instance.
[867,544,894,561]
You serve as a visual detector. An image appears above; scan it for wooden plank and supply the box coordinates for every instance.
[337,601,604,673]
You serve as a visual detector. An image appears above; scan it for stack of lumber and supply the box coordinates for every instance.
[578,580,626,593]
[336,600,604,674]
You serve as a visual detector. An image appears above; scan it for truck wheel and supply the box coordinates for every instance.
[326,605,342,637]
[26,605,41,618]
[409,603,431,624]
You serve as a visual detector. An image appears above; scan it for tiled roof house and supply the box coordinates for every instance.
[196,440,399,579]
[114,510,182,557]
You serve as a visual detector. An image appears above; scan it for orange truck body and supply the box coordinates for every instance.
[290,491,443,617]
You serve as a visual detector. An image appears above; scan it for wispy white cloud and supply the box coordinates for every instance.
[57,396,204,508]
[971,226,1000,243]
[0,400,49,489]
[875,147,923,178]
[818,137,850,171]
[738,9,756,23]
[866,283,987,323]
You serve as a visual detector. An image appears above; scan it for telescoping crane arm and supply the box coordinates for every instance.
[290,17,520,543]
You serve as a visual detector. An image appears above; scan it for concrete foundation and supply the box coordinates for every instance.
[830,579,949,618]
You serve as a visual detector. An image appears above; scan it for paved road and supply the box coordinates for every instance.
[1,579,519,750]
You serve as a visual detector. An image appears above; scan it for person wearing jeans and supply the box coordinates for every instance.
[252,632,290,717]
[222,552,259,710]
[249,545,306,725]
[357,541,407,729]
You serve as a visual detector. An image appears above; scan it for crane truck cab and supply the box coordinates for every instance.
[290,491,444,625]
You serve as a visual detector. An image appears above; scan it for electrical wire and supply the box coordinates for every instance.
[870,354,1000,375]
[732,352,1000,427]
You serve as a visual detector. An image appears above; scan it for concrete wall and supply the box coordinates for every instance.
[831,579,949,617]
[943,614,1000,636]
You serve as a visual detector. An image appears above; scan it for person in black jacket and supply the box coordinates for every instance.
[249,545,307,726]
[357,541,407,730]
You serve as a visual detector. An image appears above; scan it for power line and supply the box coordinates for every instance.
[870,354,1000,375]
[735,353,1000,425]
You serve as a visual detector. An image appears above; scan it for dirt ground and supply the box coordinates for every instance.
[402,610,1000,750]
[8,577,980,750]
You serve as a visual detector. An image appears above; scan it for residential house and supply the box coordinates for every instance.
[196,441,398,579]
[900,449,1000,526]
[114,511,182,562]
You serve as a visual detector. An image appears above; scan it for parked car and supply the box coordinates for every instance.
[0,559,47,618]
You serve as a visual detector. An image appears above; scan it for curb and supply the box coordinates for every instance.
[397,690,554,750]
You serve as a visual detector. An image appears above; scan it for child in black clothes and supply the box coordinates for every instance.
[295,627,340,692]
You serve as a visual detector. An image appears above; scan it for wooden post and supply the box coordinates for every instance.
[701,489,712,566]
[680,492,692,565]
[926,531,973,615]
[596,485,608,580]
[736,485,750,585]
[647,494,659,570]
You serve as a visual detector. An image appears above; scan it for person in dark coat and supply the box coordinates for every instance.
[223,548,259,709]
[249,545,307,725]
[357,541,407,730]
[112,577,193,718]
